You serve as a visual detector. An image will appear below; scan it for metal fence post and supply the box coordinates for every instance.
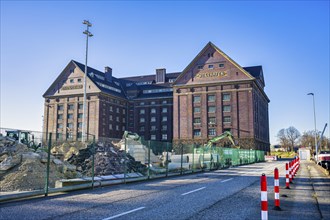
[124,137,127,184]
[166,142,169,177]
[180,143,183,175]
[192,143,195,173]
[92,135,95,189]
[45,133,52,196]
[148,140,151,179]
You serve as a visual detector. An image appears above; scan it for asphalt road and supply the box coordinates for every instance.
[0,161,327,220]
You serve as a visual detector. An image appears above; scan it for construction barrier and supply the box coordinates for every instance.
[274,168,281,210]
[289,161,293,183]
[261,173,268,220]
[285,163,290,189]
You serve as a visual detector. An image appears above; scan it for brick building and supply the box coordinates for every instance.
[43,42,270,151]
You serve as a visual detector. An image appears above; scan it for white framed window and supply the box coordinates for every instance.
[194,118,201,124]
[162,134,167,140]
[223,116,231,123]
[140,118,145,123]
[162,116,167,122]
[151,108,156,114]
[151,135,156,140]
[140,109,145,114]
[208,117,216,124]
[194,129,201,136]
[223,93,230,101]
[223,105,231,112]
[208,95,215,102]
[194,107,200,113]
[208,106,216,113]
[193,96,201,103]
[208,128,216,136]
[151,117,156,122]
[162,107,167,113]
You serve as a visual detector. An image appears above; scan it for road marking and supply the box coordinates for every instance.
[221,178,233,183]
[181,187,206,196]
[102,207,145,220]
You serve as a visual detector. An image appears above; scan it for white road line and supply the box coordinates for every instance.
[221,178,233,183]
[102,207,145,220]
[181,187,206,196]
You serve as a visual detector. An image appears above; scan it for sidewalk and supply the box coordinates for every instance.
[269,160,330,220]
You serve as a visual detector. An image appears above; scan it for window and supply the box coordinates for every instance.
[140,109,145,114]
[58,105,64,111]
[151,101,156,105]
[194,107,200,113]
[78,78,82,83]
[208,95,215,102]
[68,104,74,110]
[194,118,201,124]
[57,123,63,129]
[198,65,203,70]
[56,133,62,140]
[78,113,83,119]
[208,117,216,124]
[208,106,216,113]
[151,125,156,131]
[140,102,145,106]
[151,135,156,140]
[78,122,83,128]
[66,133,73,140]
[109,115,113,121]
[162,108,167,113]
[78,104,83,110]
[162,134,167,140]
[151,108,156,114]
[208,64,214,69]
[116,125,119,131]
[208,128,216,136]
[122,126,125,131]
[116,108,120,113]
[223,116,231,123]
[70,79,74,83]
[57,114,63,120]
[77,132,82,139]
[207,53,213,58]
[68,114,73,119]
[109,124,113,130]
[222,93,230,101]
[123,118,126,123]
[123,109,126,114]
[116,116,119,122]
[140,118,145,123]
[193,96,201,103]
[219,63,225,68]
[110,106,113,112]
[223,105,231,112]
[67,123,73,129]
[162,116,167,122]
[162,100,167,104]
[151,117,156,122]
[162,125,167,130]
[140,126,145,132]
[194,129,201,136]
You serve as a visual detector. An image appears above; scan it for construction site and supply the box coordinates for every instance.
[0,128,265,196]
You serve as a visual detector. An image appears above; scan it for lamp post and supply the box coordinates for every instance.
[307,93,318,162]
[82,20,93,143]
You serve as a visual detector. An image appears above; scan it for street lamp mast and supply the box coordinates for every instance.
[82,20,93,143]
[307,92,318,161]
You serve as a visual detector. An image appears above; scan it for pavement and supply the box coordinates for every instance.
[269,160,330,220]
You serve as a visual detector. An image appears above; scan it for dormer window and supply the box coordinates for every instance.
[156,68,166,84]
[208,64,214,69]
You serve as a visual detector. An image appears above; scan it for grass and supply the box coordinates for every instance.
[271,151,297,158]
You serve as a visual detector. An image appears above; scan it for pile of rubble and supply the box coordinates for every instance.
[0,135,72,192]
[67,142,147,176]
[0,134,148,192]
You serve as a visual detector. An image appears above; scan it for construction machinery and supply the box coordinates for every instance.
[204,131,239,149]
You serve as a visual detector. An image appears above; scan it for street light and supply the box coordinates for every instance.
[82,20,93,143]
[307,92,318,162]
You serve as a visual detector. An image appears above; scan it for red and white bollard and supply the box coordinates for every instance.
[289,161,293,183]
[261,173,268,220]
[274,168,281,210]
[285,163,290,189]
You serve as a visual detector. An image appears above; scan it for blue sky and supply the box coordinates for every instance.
[1,1,329,144]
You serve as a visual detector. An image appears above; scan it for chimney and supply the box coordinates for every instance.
[104,66,112,82]
[156,68,166,84]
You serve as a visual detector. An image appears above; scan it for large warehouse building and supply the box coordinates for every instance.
[43,42,270,151]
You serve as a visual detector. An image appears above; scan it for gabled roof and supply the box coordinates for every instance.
[72,60,127,99]
[173,42,254,85]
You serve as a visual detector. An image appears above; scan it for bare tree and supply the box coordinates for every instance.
[277,126,301,151]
